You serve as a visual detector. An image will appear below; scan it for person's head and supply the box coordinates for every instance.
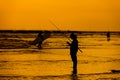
[70,33,77,40]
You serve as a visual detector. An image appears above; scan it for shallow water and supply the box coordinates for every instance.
[0,32,120,79]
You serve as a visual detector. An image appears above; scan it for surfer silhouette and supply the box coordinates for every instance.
[67,33,78,74]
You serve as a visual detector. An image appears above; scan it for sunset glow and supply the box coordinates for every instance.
[0,0,120,31]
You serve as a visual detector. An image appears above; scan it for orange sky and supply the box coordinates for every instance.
[0,0,120,31]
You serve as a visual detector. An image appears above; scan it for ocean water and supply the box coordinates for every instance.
[0,32,120,80]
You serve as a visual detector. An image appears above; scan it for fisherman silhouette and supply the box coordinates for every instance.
[31,32,43,49]
[30,31,51,49]
[67,33,78,74]
[37,32,43,48]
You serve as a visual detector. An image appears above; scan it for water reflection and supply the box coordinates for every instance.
[0,32,120,80]
[71,74,78,80]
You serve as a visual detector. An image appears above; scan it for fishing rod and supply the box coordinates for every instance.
[49,20,83,53]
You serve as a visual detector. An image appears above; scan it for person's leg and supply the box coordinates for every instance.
[70,52,78,74]
[72,55,77,74]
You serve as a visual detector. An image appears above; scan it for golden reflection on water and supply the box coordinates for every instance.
[0,33,120,80]
[0,48,120,76]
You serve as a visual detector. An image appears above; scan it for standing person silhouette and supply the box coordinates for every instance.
[107,32,110,41]
[67,33,78,74]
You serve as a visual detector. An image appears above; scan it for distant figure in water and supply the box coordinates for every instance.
[31,32,43,49]
[67,33,78,74]
[37,32,43,48]
[31,31,51,49]
[107,32,110,41]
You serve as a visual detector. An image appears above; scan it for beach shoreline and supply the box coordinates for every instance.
[0,32,120,80]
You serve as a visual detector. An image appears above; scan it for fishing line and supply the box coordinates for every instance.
[49,20,83,53]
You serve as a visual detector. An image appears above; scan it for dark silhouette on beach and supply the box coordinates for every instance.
[67,33,78,74]
[30,31,51,49]
[111,70,120,73]
[31,32,43,49]
[37,32,43,48]
[107,32,110,41]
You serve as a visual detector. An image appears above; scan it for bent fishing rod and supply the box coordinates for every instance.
[49,20,83,53]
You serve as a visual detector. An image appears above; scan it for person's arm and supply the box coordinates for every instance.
[67,41,71,46]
